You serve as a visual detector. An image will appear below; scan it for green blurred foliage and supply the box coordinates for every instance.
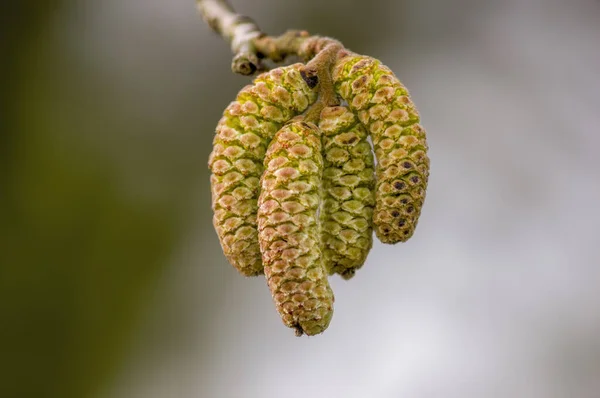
[1,2,198,397]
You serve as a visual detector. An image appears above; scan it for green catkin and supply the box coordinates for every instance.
[257,121,334,336]
[318,106,375,279]
[209,64,318,276]
[332,54,430,244]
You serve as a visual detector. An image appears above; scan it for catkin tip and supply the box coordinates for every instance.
[340,269,356,280]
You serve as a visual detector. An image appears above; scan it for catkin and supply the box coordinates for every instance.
[332,54,430,243]
[257,121,334,336]
[209,64,318,276]
[318,106,375,279]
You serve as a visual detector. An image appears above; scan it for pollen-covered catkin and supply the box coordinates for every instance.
[209,64,318,276]
[332,54,430,243]
[318,106,375,279]
[257,121,334,336]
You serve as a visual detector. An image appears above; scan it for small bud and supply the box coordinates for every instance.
[333,54,430,243]
[209,64,318,276]
[257,121,334,336]
[318,106,375,279]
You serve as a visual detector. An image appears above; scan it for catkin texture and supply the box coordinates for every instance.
[209,64,317,276]
[333,54,430,244]
[257,121,334,336]
[318,106,375,279]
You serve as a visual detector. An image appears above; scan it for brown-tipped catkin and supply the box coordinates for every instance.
[318,106,375,279]
[333,54,430,244]
[257,121,334,336]
[209,64,318,276]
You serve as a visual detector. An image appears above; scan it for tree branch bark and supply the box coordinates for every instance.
[196,0,263,74]
[196,0,341,75]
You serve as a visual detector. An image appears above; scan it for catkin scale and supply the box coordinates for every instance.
[318,106,375,279]
[209,64,317,276]
[332,54,430,243]
[257,122,334,336]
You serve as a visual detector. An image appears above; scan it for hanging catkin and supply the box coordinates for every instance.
[318,106,375,279]
[209,64,318,275]
[332,54,430,243]
[257,121,334,336]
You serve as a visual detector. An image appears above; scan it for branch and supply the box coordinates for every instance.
[196,0,341,75]
[196,0,262,74]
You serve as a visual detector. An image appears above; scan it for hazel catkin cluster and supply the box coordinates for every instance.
[208,52,430,336]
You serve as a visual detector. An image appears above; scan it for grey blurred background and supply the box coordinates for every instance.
[2,0,600,397]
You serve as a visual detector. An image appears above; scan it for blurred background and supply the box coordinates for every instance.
[2,0,600,397]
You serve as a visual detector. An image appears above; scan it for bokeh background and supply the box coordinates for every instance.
[2,0,600,397]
